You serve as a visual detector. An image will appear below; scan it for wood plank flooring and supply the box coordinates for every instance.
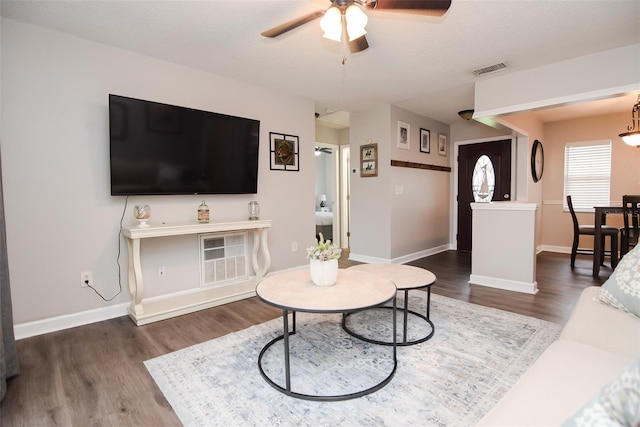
[1,250,609,426]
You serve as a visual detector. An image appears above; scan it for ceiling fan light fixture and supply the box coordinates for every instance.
[345,5,368,41]
[320,6,343,42]
[619,94,640,147]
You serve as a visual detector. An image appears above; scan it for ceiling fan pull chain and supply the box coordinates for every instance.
[341,12,349,65]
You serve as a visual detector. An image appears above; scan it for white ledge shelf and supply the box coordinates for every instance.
[122,219,272,239]
[122,220,272,325]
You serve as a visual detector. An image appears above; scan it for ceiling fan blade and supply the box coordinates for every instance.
[367,0,452,16]
[261,10,325,38]
[349,35,369,53]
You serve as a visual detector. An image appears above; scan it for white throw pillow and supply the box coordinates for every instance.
[597,243,640,319]
[562,357,640,427]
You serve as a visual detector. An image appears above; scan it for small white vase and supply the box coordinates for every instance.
[309,259,339,286]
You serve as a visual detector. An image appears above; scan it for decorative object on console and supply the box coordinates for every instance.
[270,132,299,171]
[306,232,341,286]
[360,141,378,177]
[248,201,260,220]
[133,205,151,228]
[619,93,640,147]
[197,201,209,224]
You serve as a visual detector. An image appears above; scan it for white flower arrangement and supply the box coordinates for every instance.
[306,233,342,261]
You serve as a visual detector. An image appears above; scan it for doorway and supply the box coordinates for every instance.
[315,143,340,245]
[457,139,512,251]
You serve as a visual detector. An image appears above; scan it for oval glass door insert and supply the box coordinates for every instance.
[472,155,495,202]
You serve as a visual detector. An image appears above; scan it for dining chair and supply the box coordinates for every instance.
[620,194,640,257]
[567,195,619,269]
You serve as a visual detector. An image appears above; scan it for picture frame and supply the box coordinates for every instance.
[360,142,378,177]
[269,132,299,171]
[397,121,410,150]
[438,133,447,156]
[419,128,430,153]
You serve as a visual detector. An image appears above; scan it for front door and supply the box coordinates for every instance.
[457,139,512,251]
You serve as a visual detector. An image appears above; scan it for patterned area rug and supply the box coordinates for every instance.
[145,293,562,426]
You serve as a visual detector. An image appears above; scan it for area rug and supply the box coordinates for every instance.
[145,293,562,426]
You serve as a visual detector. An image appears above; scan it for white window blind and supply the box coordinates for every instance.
[563,140,611,212]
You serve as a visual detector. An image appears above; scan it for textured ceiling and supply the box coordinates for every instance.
[2,0,639,125]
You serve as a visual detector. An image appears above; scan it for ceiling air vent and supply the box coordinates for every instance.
[472,62,508,77]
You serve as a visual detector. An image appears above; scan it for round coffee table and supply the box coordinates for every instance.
[344,264,436,346]
[255,268,397,401]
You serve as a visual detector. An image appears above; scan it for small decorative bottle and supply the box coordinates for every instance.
[198,200,209,224]
[248,201,260,220]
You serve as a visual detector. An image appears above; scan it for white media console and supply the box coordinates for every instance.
[121,220,272,325]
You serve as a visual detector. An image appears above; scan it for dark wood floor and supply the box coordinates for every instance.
[1,250,609,426]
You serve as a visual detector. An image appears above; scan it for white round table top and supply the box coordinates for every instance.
[256,268,396,312]
[347,264,436,290]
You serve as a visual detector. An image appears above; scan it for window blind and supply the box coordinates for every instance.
[563,140,611,212]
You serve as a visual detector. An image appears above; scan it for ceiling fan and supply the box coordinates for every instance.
[315,146,333,154]
[261,0,452,54]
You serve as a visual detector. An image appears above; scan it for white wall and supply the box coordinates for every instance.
[349,105,451,263]
[389,106,450,260]
[1,19,316,325]
[349,105,393,261]
[474,43,640,117]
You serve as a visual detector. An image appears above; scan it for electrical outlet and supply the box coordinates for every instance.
[81,271,92,288]
[158,266,166,279]
[291,242,298,252]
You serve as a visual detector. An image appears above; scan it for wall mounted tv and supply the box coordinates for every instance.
[109,94,260,195]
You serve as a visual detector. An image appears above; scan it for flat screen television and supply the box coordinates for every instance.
[109,94,260,195]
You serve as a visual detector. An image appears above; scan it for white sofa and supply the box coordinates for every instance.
[478,247,640,426]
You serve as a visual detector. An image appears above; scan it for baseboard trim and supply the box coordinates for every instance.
[539,245,571,254]
[392,244,452,264]
[14,302,130,340]
[348,244,452,265]
[469,274,538,294]
[14,266,309,340]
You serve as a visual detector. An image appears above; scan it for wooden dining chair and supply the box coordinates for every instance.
[567,195,619,269]
[620,194,640,257]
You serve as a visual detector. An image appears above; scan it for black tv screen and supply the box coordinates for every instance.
[109,94,260,195]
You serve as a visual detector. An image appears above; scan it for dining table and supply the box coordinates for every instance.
[592,205,624,276]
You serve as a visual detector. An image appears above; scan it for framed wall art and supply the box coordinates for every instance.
[438,133,447,156]
[419,128,430,153]
[269,132,299,171]
[360,142,378,177]
[397,121,410,150]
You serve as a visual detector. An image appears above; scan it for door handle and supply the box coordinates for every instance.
[503,193,510,199]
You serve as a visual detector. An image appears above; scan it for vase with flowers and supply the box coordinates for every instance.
[306,233,342,286]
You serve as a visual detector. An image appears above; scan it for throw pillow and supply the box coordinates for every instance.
[597,243,640,319]
[562,357,640,427]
